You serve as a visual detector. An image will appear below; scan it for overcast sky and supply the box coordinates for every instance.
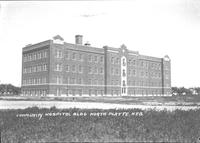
[0,0,200,87]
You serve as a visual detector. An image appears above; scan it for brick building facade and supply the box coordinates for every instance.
[21,35,171,96]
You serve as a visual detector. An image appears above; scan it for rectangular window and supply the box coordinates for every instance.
[88,79,92,85]
[115,68,119,75]
[23,68,27,74]
[71,77,75,84]
[94,56,98,62]
[43,64,47,71]
[23,55,27,62]
[77,78,82,84]
[72,52,76,60]
[38,52,42,59]
[44,51,47,58]
[88,55,92,62]
[55,63,62,71]
[99,67,103,74]
[72,65,76,72]
[37,65,42,72]
[65,51,69,59]
[56,76,62,84]
[94,67,98,74]
[115,58,118,64]
[111,68,114,75]
[128,69,131,76]
[33,53,36,60]
[133,70,136,76]
[89,67,92,74]
[66,65,70,72]
[56,50,62,58]
[100,56,103,63]
[133,60,136,65]
[79,53,83,61]
[78,65,82,73]
[111,57,114,64]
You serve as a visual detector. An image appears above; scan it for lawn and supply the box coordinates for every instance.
[1,107,200,142]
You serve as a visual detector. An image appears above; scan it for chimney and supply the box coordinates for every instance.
[75,35,83,45]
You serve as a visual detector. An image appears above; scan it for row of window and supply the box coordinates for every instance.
[128,89,163,95]
[55,50,104,63]
[22,90,47,96]
[111,67,120,75]
[55,63,104,74]
[110,57,120,65]
[88,66,104,74]
[23,64,47,74]
[127,59,162,70]
[22,89,169,96]
[88,54,104,63]
[55,76,104,85]
[23,77,47,85]
[23,50,47,62]
[127,80,162,87]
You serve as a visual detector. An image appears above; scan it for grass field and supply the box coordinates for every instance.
[1,95,200,106]
[1,107,200,142]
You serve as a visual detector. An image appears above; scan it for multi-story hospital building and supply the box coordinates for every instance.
[21,35,171,96]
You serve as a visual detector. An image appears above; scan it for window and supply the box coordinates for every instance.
[56,50,62,58]
[99,67,103,74]
[100,56,103,63]
[123,80,126,86]
[77,78,82,84]
[111,68,114,75]
[66,65,70,72]
[23,68,27,74]
[128,59,131,65]
[24,55,27,62]
[37,65,42,72]
[123,69,126,77]
[141,71,144,77]
[93,79,97,85]
[111,57,114,64]
[33,66,37,72]
[88,79,92,85]
[71,77,75,84]
[123,59,126,66]
[65,51,69,59]
[145,71,148,77]
[33,53,36,60]
[89,67,92,74]
[72,52,76,60]
[79,53,83,61]
[72,65,76,72]
[99,79,103,85]
[128,69,131,76]
[94,67,98,74]
[44,51,47,58]
[116,58,120,64]
[88,55,92,62]
[42,77,46,83]
[38,52,41,59]
[55,63,62,71]
[158,73,161,78]
[43,64,47,71]
[115,68,119,75]
[94,56,98,62]
[141,61,144,67]
[133,60,136,65]
[78,65,82,73]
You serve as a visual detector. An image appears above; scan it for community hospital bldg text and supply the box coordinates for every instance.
[21,35,171,96]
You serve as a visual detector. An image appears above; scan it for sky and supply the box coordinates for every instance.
[0,0,200,87]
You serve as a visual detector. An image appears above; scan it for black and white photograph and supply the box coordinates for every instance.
[0,0,200,142]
